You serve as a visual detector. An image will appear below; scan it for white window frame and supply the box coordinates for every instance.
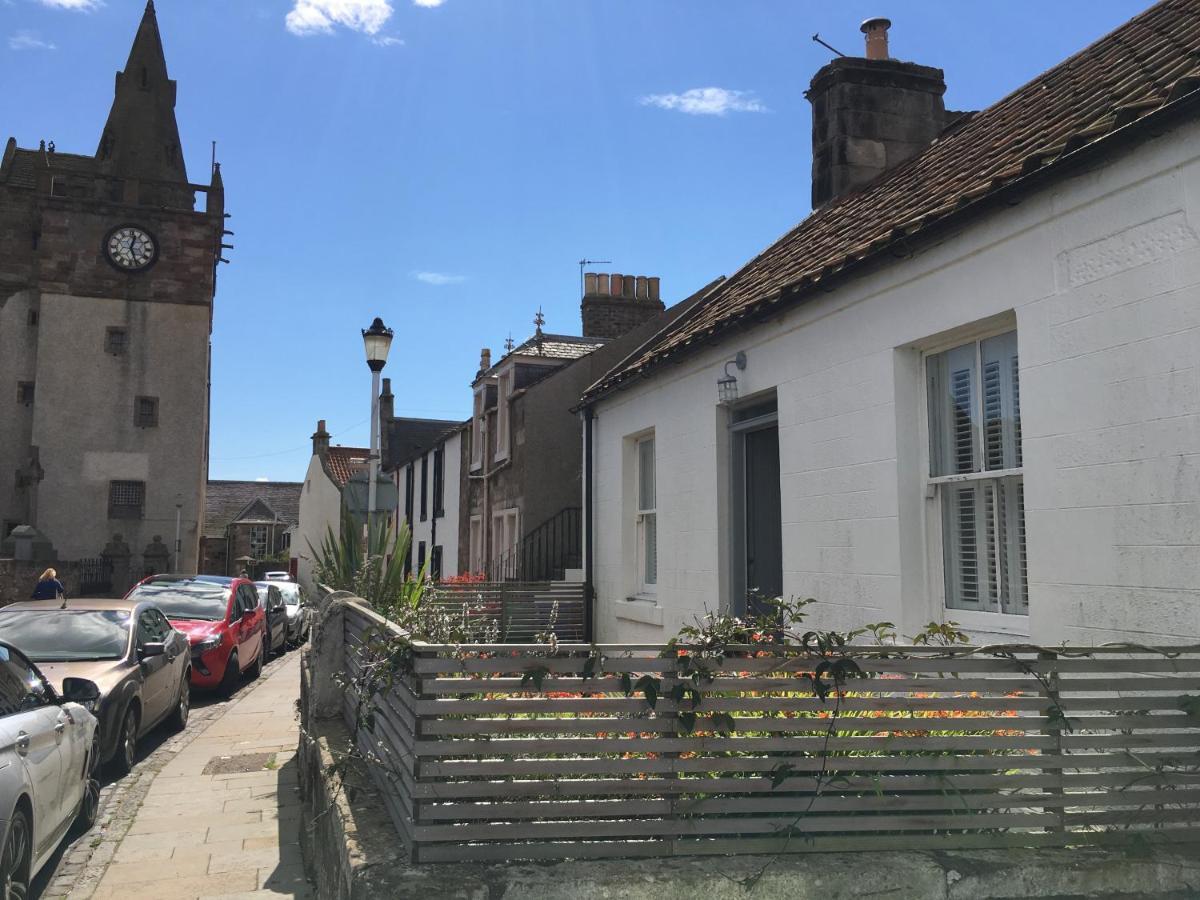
[491,507,520,579]
[249,524,269,559]
[636,435,657,595]
[470,389,484,471]
[469,515,483,574]
[921,324,1028,635]
[494,368,512,463]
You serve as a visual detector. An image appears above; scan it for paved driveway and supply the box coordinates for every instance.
[37,651,309,899]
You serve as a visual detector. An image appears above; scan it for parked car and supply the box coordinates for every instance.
[274,582,312,646]
[254,583,288,657]
[263,571,292,582]
[0,641,101,897]
[0,599,190,775]
[126,576,265,697]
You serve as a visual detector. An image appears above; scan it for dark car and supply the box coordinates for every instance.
[254,582,288,657]
[0,599,191,775]
[125,575,266,697]
[274,581,311,646]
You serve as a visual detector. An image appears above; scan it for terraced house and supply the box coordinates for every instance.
[581,4,1200,646]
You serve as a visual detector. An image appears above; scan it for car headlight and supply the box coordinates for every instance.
[194,635,222,654]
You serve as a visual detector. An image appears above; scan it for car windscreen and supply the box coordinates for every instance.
[128,582,228,621]
[276,584,301,606]
[0,610,131,661]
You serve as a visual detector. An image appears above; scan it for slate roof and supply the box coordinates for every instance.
[323,446,369,489]
[203,480,302,540]
[481,333,607,380]
[1,148,101,190]
[582,0,1200,404]
[385,417,466,471]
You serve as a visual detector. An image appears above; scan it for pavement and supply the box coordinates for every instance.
[39,650,311,899]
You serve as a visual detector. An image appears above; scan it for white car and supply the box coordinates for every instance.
[263,572,292,582]
[273,582,312,646]
[0,642,100,898]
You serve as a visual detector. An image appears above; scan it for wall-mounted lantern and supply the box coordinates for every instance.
[718,351,747,405]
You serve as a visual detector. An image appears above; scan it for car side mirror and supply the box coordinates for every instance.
[62,677,101,704]
[139,642,166,659]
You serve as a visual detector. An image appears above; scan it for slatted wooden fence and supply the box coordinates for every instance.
[424,581,585,642]
[341,601,1200,863]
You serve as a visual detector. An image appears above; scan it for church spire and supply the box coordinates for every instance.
[95,1,188,192]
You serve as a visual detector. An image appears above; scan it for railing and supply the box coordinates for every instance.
[424,581,584,642]
[489,507,581,583]
[78,557,113,596]
[338,605,1200,865]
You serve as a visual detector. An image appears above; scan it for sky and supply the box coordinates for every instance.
[1,0,1153,481]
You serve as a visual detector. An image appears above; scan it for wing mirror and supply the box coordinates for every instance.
[61,677,101,704]
[138,642,166,659]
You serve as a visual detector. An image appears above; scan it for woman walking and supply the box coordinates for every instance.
[31,568,65,601]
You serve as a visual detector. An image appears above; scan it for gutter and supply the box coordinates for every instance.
[583,405,595,642]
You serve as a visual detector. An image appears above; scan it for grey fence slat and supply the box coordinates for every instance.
[411,769,1200,800]
[338,620,1200,862]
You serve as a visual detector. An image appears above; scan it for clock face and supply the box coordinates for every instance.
[105,225,157,271]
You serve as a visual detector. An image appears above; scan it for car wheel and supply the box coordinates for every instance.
[168,672,190,731]
[247,644,264,681]
[1,807,30,900]
[219,650,240,698]
[74,773,100,833]
[110,706,139,777]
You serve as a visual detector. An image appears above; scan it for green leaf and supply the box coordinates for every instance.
[677,711,697,734]
[520,666,549,692]
[712,712,736,734]
[635,674,660,710]
[581,655,598,682]
[619,672,633,697]
[769,763,795,789]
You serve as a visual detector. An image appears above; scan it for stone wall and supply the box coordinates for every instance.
[0,558,85,606]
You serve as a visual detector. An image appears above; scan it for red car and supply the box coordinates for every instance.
[125,575,266,695]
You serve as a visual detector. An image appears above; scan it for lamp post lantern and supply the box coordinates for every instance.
[362,317,394,542]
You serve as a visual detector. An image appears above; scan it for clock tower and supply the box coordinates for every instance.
[0,1,224,582]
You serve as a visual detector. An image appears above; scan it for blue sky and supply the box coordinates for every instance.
[1,0,1151,481]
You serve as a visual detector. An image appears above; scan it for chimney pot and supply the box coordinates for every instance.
[861,17,891,60]
[635,275,648,300]
[622,276,635,299]
[648,277,660,301]
[480,348,491,371]
[317,419,326,432]
[597,273,610,295]
[611,274,623,297]
[584,272,598,295]
[382,377,392,395]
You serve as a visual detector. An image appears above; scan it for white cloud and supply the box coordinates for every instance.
[285,0,392,36]
[414,271,465,286]
[413,0,445,6]
[255,476,269,482]
[370,34,404,46]
[639,87,768,117]
[35,0,102,9]
[9,30,56,50]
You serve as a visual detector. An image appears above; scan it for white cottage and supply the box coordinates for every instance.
[580,5,1200,646]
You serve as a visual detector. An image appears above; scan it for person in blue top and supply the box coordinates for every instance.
[30,568,65,601]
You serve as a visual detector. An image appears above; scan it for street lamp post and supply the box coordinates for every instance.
[362,317,394,545]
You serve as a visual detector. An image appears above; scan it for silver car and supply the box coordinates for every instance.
[0,642,100,898]
[273,583,311,646]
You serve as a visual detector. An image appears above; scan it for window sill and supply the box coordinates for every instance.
[616,597,662,627]
[944,608,1030,638]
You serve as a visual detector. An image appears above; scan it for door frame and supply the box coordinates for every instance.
[728,395,780,617]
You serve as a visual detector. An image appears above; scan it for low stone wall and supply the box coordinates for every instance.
[297,638,1200,899]
[0,558,84,606]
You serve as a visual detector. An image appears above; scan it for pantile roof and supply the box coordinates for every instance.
[203,480,302,540]
[323,446,369,489]
[583,0,1200,403]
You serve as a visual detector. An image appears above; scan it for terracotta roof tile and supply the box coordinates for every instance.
[584,0,1200,403]
[324,446,369,489]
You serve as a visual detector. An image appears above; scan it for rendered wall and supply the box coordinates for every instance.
[592,117,1200,647]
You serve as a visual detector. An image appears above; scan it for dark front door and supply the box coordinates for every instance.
[743,424,782,616]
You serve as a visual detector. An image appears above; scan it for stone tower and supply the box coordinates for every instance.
[0,1,224,574]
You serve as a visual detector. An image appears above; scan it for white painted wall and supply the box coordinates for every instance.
[406,431,462,579]
[294,455,342,594]
[592,117,1200,647]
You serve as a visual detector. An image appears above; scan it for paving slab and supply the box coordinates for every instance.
[38,651,310,899]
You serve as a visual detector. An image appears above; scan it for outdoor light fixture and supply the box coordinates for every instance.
[718,351,747,405]
[362,317,394,372]
[362,316,394,540]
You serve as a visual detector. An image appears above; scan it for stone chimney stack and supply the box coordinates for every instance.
[379,377,394,424]
[312,419,330,458]
[806,17,953,208]
[581,273,665,340]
